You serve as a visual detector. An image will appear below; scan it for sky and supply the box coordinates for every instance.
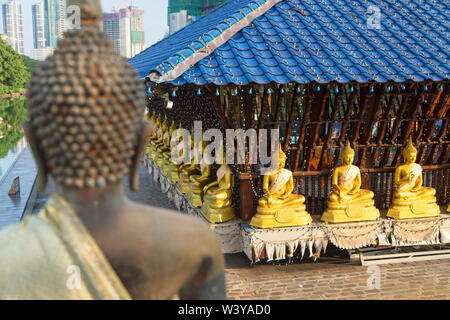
[0,0,169,57]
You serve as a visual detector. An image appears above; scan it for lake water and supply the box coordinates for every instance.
[0,98,28,183]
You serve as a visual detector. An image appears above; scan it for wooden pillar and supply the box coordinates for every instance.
[239,173,254,220]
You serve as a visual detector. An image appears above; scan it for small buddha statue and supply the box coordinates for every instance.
[387,137,440,219]
[150,115,168,160]
[250,145,312,228]
[200,151,235,223]
[177,127,201,195]
[162,121,184,182]
[0,0,225,300]
[321,140,380,223]
[187,141,215,207]
[155,120,176,169]
[145,113,160,157]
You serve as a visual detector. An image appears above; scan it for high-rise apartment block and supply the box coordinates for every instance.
[168,0,227,34]
[102,6,145,59]
[43,0,66,48]
[1,0,24,54]
[32,2,45,49]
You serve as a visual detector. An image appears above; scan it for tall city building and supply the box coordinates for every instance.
[102,5,145,59]
[168,0,227,34]
[43,0,66,48]
[32,2,45,49]
[1,0,24,54]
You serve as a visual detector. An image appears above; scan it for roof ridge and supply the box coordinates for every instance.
[149,0,284,84]
[129,0,232,64]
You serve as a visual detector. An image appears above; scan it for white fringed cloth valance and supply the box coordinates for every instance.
[145,155,450,263]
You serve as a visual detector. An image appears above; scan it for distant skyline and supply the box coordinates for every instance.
[0,0,169,57]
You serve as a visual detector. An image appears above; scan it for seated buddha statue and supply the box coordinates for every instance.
[321,140,380,223]
[155,120,176,169]
[250,145,312,228]
[150,115,168,161]
[0,0,225,300]
[162,121,184,182]
[177,128,201,195]
[145,114,160,157]
[387,137,440,219]
[201,151,236,224]
[187,141,215,207]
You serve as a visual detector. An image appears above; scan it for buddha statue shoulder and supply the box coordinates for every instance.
[250,145,311,228]
[0,0,225,300]
[387,137,440,219]
[201,152,236,224]
[321,140,379,223]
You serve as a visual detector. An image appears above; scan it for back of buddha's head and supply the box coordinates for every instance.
[26,0,146,189]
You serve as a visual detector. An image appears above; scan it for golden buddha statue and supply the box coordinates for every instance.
[321,140,379,223]
[200,151,236,223]
[162,121,184,182]
[250,145,312,228]
[387,137,440,219]
[177,127,201,195]
[0,0,225,300]
[155,120,176,169]
[145,113,160,156]
[187,141,215,207]
[149,115,168,161]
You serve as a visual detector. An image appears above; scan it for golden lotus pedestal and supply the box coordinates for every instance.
[321,202,380,224]
[387,200,440,220]
[250,206,312,229]
[200,206,235,224]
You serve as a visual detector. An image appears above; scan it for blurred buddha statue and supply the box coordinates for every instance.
[0,0,225,300]
[155,120,176,169]
[162,121,184,183]
[387,137,440,219]
[201,150,235,223]
[250,145,311,228]
[321,140,379,223]
[178,127,201,195]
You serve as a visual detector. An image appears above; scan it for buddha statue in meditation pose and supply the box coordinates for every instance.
[250,145,312,228]
[200,151,236,223]
[387,137,440,219]
[187,141,215,208]
[150,115,168,161]
[178,128,201,195]
[155,120,176,169]
[321,140,379,223]
[146,113,160,156]
[0,0,225,300]
[162,122,185,182]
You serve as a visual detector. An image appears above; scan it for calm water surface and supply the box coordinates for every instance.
[0,98,28,182]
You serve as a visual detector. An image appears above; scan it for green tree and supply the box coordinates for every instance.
[0,39,30,95]
[0,98,27,158]
[21,54,39,73]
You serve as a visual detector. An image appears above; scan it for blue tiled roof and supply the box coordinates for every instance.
[129,0,450,85]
